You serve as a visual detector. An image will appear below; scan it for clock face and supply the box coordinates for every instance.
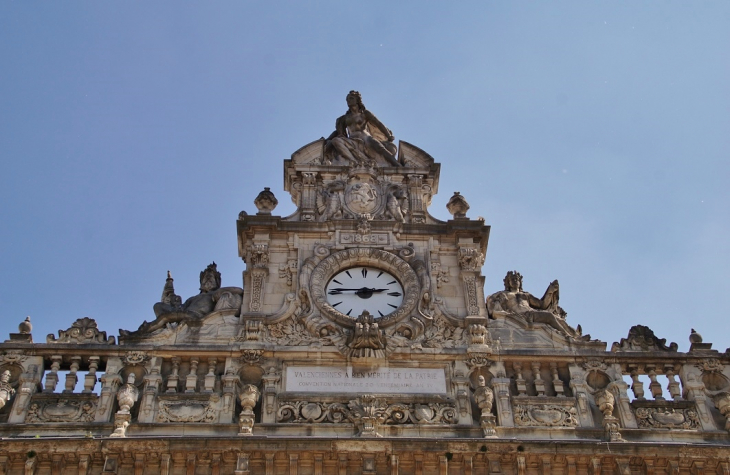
[325,266,404,318]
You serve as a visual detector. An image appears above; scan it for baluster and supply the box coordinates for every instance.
[665,365,682,401]
[550,362,564,397]
[629,366,645,400]
[64,356,81,393]
[44,356,62,393]
[513,362,526,396]
[204,358,217,393]
[647,366,663,400]
[532,362,545,396]
[83,356,99,393]
[186,357,199,393]
[166,357,180,393]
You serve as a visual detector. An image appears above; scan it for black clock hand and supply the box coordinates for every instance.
[329,287,390,293]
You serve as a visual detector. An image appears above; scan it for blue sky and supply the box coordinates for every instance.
[1,2,728,352]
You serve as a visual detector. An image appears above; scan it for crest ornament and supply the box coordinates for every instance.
[240,349,264,365]
[47,317,115,345]
[0,351,26,366]
[123,351,150,366]
[697,359,724,373]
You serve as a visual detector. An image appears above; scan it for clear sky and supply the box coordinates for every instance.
[1,2,728,352]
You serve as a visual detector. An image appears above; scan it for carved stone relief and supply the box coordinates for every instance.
[419,314,468,349]
[278,260,297,287]
[263,317,336,347]
[123,351,150,366]
[611,325,678,352]
[25,397,97,423]
[513,400,579,427]
[457,248,484,271]
[46,317,115,345]
[462,275,480,316]
[156,395,220,423]
[431,262,449,288]
[633,402,700,430]
[277,396,457,431]
[0,352,26,369]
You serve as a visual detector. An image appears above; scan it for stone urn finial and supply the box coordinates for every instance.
[18,316,32,334]
[593,389,615,417]
[254,187,278,215]
[238,384,261,436]
[446,192,470,219]
[116,374,140,413]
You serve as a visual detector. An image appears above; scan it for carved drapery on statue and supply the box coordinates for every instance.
[120,263,243,339]
[486,271,589,341]
[324,91,400,168]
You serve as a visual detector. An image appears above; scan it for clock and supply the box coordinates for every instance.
[325,266,404,318]
[308,247,420,329]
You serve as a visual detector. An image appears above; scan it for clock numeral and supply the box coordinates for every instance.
[345,270,352,278]
[361,268,367,278]
[378,310,384,317]
[332,302,342,308]
[377,271,383,278]
[346,309,352,316]
[388,304,398,309]
[387,292,401,297]
[333,279,342,285]
[328,290,342,295]
[387,280,396,285]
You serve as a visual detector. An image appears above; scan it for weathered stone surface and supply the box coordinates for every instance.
[0,93,726,472]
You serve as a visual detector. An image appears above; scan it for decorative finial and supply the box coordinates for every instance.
[446,191,470,219]
[254,187,278,215]
[18,316,32,334]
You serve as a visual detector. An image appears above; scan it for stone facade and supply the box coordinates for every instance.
[0,93,728,473]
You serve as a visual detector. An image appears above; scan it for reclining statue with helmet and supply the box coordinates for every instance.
[120,263,243,337]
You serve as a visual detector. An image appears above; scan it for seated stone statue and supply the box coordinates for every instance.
[324,90,400,167]
[486,271,588,340]
[120,263,243,337]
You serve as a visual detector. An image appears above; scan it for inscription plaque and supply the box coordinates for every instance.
[285,366,447,394]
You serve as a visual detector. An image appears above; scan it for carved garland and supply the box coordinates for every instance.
[309,248,420,328]
[277,400,457,425]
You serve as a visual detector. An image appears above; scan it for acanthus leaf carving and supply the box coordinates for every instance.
[419,314,468,349]
[457,247,484,271]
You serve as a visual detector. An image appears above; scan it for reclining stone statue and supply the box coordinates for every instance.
[324,90,400,167]
[120,263,243,337]
[486,271,589,340]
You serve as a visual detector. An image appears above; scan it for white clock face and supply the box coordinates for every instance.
[325,266,404,318]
